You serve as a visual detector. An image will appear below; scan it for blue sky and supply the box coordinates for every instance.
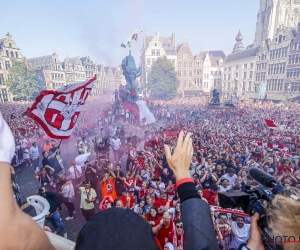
[0,0,259,66]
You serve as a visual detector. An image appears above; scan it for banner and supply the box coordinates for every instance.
[259,82,267,100]
[24,76,96,139]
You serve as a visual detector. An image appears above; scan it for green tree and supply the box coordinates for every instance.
[5,59,44,101]
[148,56,180,100]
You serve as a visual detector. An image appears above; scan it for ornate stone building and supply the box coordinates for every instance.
[0,33,24,102]
[286,23,300,98]
[223,31,258,99]
[26,53,124,95]
[254,0,300,47]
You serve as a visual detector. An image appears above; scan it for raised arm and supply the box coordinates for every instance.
[164,131,219,249]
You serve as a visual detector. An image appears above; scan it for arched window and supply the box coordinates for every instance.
[10,51,14,57]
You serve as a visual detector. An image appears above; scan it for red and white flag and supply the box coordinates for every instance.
[24,76,96,139]
[265,119,285,130]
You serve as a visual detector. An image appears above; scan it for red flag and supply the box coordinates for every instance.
[24,76,96,139]
[265,119,278,129]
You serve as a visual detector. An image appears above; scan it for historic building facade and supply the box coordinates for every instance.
[0,33,24,102]
[223,31,258,99]
[254,0,300,47]
[286,23,300,98]
[26,53,125,95]
[0,32,125,102]
[139,32,177,87]
[140,32,225,95]
[177,37,195,91]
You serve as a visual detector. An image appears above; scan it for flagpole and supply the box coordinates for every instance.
[58,139,63,149]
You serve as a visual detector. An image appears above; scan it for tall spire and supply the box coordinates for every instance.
[232,30,244,53]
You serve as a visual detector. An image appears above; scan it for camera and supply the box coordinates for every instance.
[218,168,295,250]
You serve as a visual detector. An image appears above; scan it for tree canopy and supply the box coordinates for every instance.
[147,56,180,100]
[5,59,45,101]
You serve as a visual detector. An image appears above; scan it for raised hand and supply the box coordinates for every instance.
[164,131,193,181]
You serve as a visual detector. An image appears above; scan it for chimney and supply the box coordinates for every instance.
[171,33,176,46]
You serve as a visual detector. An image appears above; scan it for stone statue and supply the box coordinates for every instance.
[121,29,144,51]
[121,54,142,103]
[210,89,220,106]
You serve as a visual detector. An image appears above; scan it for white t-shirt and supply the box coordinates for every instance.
[218,185,232,192]
[111,138,121,150]
[223,173,238,185]
[75,153,91,168]
[229,221,250,249]
[68,165,82,179]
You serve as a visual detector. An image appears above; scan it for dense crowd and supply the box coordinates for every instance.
[2,97,300,250]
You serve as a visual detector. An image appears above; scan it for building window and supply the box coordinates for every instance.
[184,62,187,67]
[147,58,151,65]
[244,64,247,69]
[172,59,175,65]
[0,63,1,70]
[243,72,247,79]
[178,70,181,77]
[236,65,239,70]
[236,72,238,78]
[250,63,254,68]
[2,89,8,101]
[5,61,10,69]
[248,81,252,91]
[189,70,192,77]
[189,62,192,67]
[183,70,187,77]
[156,50,160,56]
[151,49,155,56]
[178,62,181,67]
[10,51,14,58]
[0,74,3,84]
[229,67,231,71]
[6,50,9,57]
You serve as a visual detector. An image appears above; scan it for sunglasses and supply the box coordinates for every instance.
[176,225,183,229]
[221,218,227,220]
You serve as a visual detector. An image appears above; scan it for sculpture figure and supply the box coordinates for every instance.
[210,89,220,105]
[121,54,142,103]
[121,29,144,51]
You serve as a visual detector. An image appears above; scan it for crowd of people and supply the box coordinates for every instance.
[2,97,300,249]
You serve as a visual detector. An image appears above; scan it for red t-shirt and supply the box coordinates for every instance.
[203,189,218,206]
[277,165,292,173]
[157,221,174,248]
[119,195,135,208]
[155,198,168,209]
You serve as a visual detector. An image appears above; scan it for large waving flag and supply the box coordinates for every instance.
[265,119,285,131]
[24,76,96,139]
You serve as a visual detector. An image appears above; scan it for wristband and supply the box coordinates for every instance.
[176,178,194,188]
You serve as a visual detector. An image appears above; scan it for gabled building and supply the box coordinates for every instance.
[0,32,24,102]
[139,32,177,86]
[177,37,195,91]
